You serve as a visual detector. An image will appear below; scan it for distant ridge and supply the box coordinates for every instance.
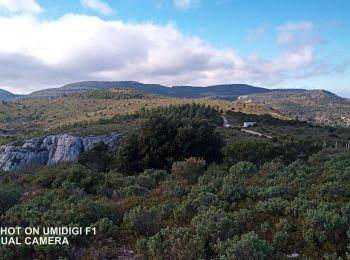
[27,81,270,100]
[238,89,350,126]
[0,89,22,101]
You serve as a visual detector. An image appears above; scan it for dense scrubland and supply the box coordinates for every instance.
[1,102,350,259]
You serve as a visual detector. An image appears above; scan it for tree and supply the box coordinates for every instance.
[0,186,21,215]
[116,115,223,174]
[115,133,142,175]
[79,142,114,172]
[175,119,223,163]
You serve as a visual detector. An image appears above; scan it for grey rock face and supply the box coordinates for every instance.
[0,133,123,171]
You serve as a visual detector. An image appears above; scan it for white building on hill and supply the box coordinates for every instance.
[243,122,257,128]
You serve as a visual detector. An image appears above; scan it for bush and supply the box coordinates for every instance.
[143,227,205,259]
[174,191,227,221]
[158,178,190,197]
[136,169,168,189]
[221,175,246,203]
[272,218,292,254]
[216,231,272,260]
[171,157,206,185]
[255,197,290,216]
[223,140,321,166]
[119,184,148,197]
[196,168,227,194]
[229,161,258,177]
[124,206,160,236]
[192,207,239,242]
[303,203,347,252]
[93,217,117,235]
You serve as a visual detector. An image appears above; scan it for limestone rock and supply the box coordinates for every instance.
[0,132,123,171]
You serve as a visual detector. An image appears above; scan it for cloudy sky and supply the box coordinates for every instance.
[0,0,349,96]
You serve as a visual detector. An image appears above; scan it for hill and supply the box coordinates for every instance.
[4,81,350,127]
[0,89,22,101]
[0,87,288,144]
[28,81,270,100]
[238,89,350,126]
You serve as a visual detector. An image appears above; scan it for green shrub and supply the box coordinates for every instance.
[255,197,290,216]
[192,207,239,242]
[216,231,272,260]
[124,206,160,236]
[303,203,347,252]
[221,175,246,203]
[144,227,205,260]
[119,184,148,197]
[171,157,206,185]
[229,161,258,177]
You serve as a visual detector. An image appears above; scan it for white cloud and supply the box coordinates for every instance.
[0,0,42,14]
[173,0,200,10]
[277,21,321,49]
[0,15,331,93]
[81,0,113,15]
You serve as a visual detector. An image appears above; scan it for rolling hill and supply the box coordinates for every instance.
[0,89,22,101]
[3,81,350,127]
[238,89,350,126]
[0,87,286,140]
[27,81,270,100]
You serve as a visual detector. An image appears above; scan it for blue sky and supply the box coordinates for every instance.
[0,0,349,96]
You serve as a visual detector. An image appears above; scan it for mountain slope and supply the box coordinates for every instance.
[238,89,350,126]
[28,81,270,100]
[0,89,22,101]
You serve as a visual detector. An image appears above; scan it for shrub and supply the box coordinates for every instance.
[216,231,272,260]
[136,169,168,189]
[192,207,239,242]
[303,203,347,252]
[272,218,292,254]
[229,161,257,177]
[158,179,190,198]
[144,227,205,259]
[171,157,206,185]
[196,169,227,194]
[124,206,160,236]
[93,217,117,235]
[255,197,290,216]
[119,184,148,197]
[221,175,246,203]
[174,191,227,221]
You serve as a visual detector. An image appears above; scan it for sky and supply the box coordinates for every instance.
[0,0,349,97]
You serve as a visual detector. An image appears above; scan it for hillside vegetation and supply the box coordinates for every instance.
[1,104,350,259]
[0,88,285,142]
[2,87,350,259]
[239,89,350,126]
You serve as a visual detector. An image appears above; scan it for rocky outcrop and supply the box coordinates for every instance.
[0,133,123,171]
